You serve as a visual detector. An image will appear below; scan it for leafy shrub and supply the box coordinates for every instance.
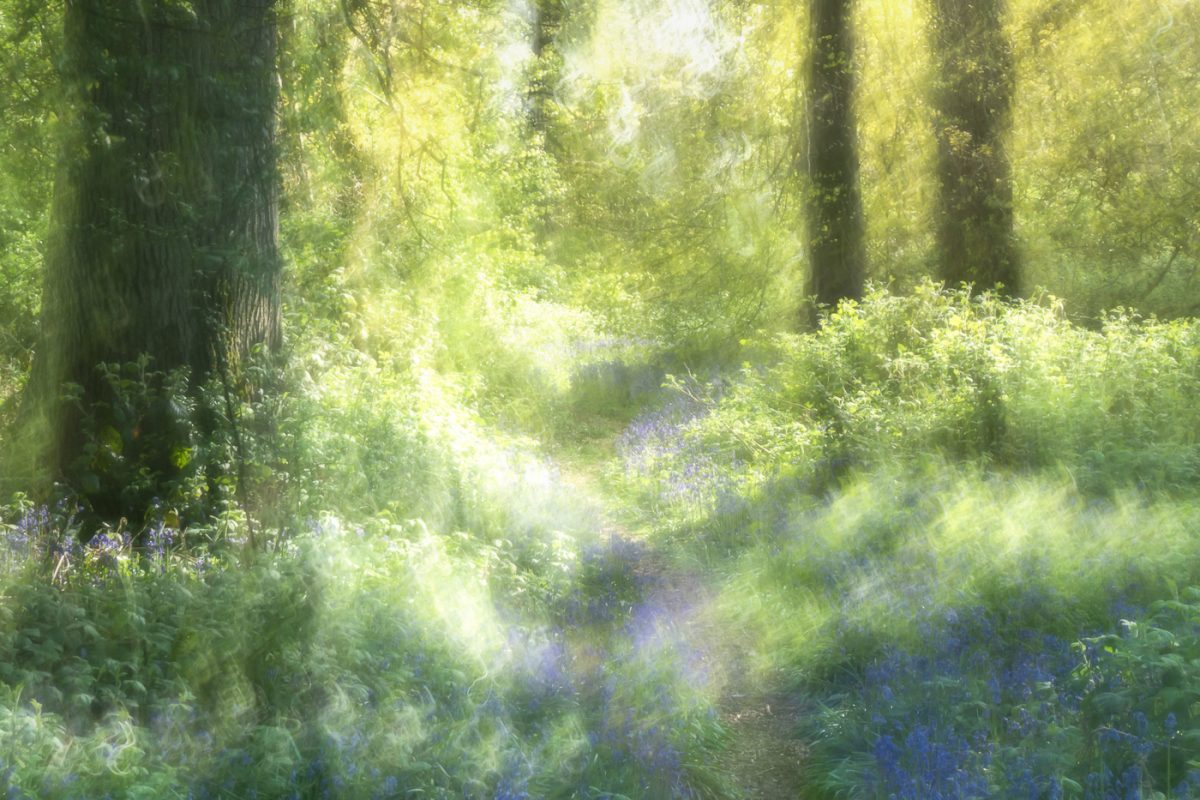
[1072,588,1200,799]
[618,283,1200,520]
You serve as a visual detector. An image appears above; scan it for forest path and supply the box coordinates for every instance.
[552,447,809,799]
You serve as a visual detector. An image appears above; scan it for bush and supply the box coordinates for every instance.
[616,283,1200,521]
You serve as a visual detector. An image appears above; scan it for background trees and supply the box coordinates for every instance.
[1013,0,1200,313]
[529,0,566,138]
[0,2,58,418]
[0,0,1195,508]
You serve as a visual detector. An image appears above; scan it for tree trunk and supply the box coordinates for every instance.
[930,0,1019,293]
[805,0,866,314]
[524,0,567,261]
[529,0,563,138]
[27,0,281,517]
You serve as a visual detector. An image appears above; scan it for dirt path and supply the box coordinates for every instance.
[557,460,809,799]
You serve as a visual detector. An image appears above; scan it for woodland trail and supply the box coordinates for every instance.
[555,455,809,799]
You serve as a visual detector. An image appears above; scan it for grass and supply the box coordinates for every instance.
[5,285,1200,798]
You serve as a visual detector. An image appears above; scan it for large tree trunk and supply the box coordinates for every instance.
[805,0,866,314]
[27,0,281,518]
[930,0,1019,293]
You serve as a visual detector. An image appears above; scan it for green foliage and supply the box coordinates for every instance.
[0,0,58,417]
[1013,0,1200,316]
[0,500,728,798]
[1073,588,1200,795]
[56,360,234,530]
[621,284,1200,524]
[611,285,1200,797]
[2,0,1200,796]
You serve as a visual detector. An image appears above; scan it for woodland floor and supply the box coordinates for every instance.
[556,444,809,799]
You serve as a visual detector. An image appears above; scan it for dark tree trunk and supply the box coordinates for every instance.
[805,0,866,314]
[930,0,1019,293]
[524,0,567,260]
[27,0,281,515]
[528,0,563,138]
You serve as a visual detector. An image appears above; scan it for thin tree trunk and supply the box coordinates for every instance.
[930,0,1020,293]
[525,0,566,258]
[528,0,563,138]
[805,0,866,314]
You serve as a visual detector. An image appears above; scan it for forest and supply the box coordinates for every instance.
[1,0,1199,797]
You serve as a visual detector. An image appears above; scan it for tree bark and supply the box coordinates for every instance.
[27,0,281,514]
[529,0,563,138]
[930,0,1019,293]
[805,0,867,314]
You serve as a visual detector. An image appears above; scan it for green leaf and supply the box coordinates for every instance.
[170,445,194,469]
[100,425,123,454]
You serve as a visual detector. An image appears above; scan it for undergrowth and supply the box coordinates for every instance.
[7,285,1200,798]
[615,284,1200,799]
[0,328,728,799]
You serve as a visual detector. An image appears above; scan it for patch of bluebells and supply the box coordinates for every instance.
[519,528,721,799]
[562,539,644,626]
[1068,592,1200,799]
[144,523,177,555]
[493,753,533,800]
[3,502,86,567]
[828,592,1200,799]
[140,523,180,574]
[838,602,1080,798]
[2,500,197,586]
[617,394,709,479]
[181,729,427,800]
[507,624,576,723]
[7,505,52,557]
[660,453,735,510]
[583,671,702,800]
[617,384,742,514]
[80,529,133,580]
[578,551,719,797]
[0,503,725,800]
[621,578,713,693]
[872,725,991,799]
[1,763,25,800]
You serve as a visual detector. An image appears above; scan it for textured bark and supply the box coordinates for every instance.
[528,0,563,137]
[930,0,1019,293]
[805,0,866,313]
[525,0,567,259]
[29,0,281,500]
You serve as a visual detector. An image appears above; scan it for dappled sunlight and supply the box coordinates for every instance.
[567,0,735,96]
[2,0,1199,794]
